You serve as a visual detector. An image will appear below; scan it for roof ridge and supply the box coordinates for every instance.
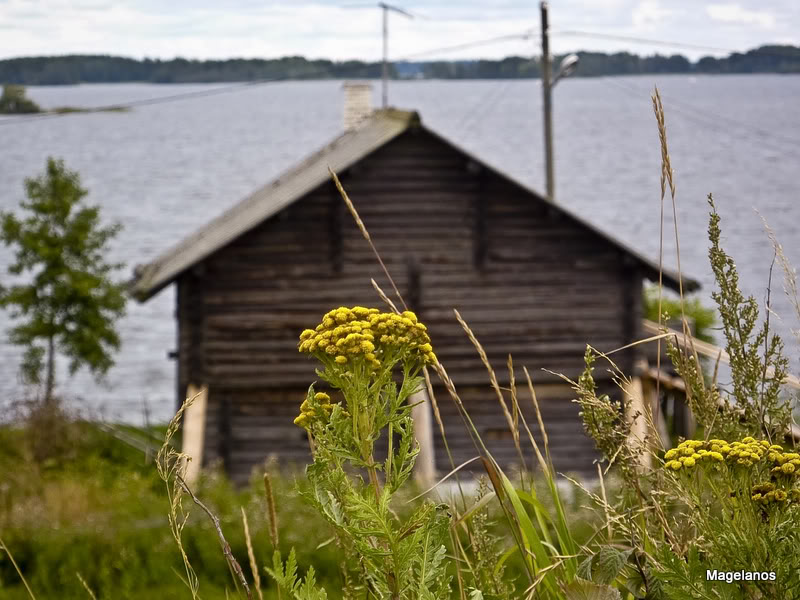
[131,107,698,300]
[131,109,417,299]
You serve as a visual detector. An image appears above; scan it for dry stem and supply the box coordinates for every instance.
[330,167,407,311]
[241,507,263,600]
[176,474,253,600]
[263,473,279,549]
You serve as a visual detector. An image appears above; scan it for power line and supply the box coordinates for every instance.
[552,30,736,54]
[0,76,292,126]
[553,29,800,60]
[456,79,513,136]
[599,76,800,157]
[397,30,536,60]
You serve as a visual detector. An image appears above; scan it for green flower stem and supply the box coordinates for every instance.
[386,421,394,487]
[367,456,382,503]
[290,308,449,598]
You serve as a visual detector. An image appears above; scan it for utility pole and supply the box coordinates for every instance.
[345,3,413,107]
[374,3,414,108]
[540,1,555,202]
[382,3,389,107]
[538,3,579,203]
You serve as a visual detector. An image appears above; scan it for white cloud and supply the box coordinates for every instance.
[631,0,674,30]
[0,0,797,61]
[0,2,541,61]
[706,4,776,28]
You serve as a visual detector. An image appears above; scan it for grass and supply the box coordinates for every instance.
[1,412,597,599]
[0,419,342,599]
[0,407,608,599]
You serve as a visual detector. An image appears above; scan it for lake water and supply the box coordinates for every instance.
[1,76,799,423]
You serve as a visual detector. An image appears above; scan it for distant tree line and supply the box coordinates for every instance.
[421,45,800,79]
[0,55,387,85]
[1,45,798,85]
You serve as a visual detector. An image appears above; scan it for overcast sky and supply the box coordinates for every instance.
[1,1,797,62]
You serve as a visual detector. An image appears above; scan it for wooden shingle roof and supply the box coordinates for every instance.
[131,108,698,301]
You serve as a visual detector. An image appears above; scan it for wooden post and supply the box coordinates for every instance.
[626,363,673,471]
[410,389,436,489]
[624,375,651,470]
[182,384,208,486]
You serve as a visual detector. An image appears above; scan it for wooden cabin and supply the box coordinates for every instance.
[131,109,698,484]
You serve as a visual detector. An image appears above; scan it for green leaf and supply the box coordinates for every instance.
[495,465,561,596]
[623,570,644,597]
[592,546,631,585]
[563,579,622,600]
[577,555,595,581]
[467,588,485,600]
[453,491,496,527]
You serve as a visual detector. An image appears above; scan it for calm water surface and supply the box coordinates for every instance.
[1,76,799,422]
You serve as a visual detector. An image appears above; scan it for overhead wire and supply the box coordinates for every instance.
[455,78,514,137]
[551,29,800,64]
[0,75,294,126]
[598,76,800,158]
[396,30,536,60]
[551,30,736,54]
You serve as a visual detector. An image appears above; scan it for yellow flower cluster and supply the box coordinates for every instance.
[750,482,793,505]
[724,437,770,466]
[750,482,800,506]
[298,306,436,369]
[663,437,773,471]
[294,392,335,429]
[767,447,800,476]
[664,439,725,471]
[663,437,800,507]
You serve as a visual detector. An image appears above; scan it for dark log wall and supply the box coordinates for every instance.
[177,126,644,483]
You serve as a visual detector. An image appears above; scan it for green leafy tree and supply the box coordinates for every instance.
[0,157,126,403]
[0,84,40,114]
[643,285,717,343]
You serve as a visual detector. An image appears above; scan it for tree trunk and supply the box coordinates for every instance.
[45,334,55,405]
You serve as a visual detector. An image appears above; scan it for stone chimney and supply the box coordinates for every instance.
[342,82,373,131]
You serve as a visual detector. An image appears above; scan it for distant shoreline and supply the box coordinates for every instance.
[6,72,799,91]
[2,46,799,85]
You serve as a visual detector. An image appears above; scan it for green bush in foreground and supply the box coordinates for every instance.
[566,98,800,598]
[0,421,348,599]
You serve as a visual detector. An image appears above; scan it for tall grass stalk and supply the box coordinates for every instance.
[75,572,98,600]
[0,535,37,599]
[156,390,202,599]
[241,508,263,600]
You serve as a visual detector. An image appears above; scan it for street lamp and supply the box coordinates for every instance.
[553,53,580,86]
